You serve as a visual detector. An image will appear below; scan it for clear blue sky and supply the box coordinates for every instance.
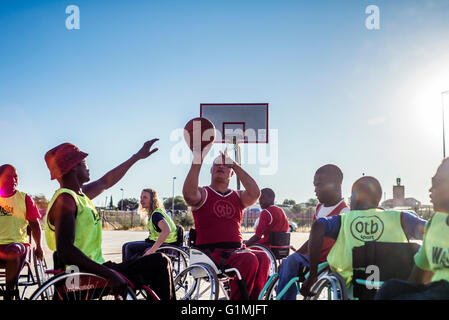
[2,0,449,207]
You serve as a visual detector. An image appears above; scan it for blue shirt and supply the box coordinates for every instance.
[318,210,426,240]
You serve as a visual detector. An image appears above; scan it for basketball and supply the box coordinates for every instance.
[183,117,216,152]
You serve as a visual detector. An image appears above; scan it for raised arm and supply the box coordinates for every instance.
[82,139,159,200]
[182,146,211,208]
[221,151,260,208]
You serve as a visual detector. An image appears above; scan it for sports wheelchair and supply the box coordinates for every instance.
[249,231,295,277]
[28,252,161,301]
[305,241,420,300]
[258,261,330,300]
[173,229,269,300]
[154,225,190,279]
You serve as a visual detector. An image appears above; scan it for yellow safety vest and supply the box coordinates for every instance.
[45,188,104,264]
[0,191,29,244]
[327,209,407,285]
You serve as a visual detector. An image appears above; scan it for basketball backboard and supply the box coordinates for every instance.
[200,103,269,144]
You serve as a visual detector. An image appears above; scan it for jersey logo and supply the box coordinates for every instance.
[0,204,13,216]
[213,200,237,219]
[350,216,384,242]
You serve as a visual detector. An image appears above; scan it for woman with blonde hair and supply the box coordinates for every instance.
[122,188,178,262]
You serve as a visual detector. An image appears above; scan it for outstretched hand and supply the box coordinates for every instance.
[134,139,159,160]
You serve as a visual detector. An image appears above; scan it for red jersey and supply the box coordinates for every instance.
[255,205,289,246]
[192,186,244,246]
[313,200,349,262]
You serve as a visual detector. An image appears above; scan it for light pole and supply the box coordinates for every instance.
[172,177,176,217]
[442,90,449,158]
[120,188,124,211]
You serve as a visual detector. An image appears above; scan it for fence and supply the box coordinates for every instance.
[100,209,147,230]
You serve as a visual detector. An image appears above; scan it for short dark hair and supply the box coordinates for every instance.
[261,188,275,201]
[315,164,343,184]
[0,164,15,177]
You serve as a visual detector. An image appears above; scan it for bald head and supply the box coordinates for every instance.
[350,176,382,210]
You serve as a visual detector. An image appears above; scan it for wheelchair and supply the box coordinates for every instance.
[173,247,250,300]
[258,260,330,300]
[305,241,420,300]
[173,229,261,300]
[155,225,190,279]
[0,227,49,300]
[29,252,161,301]
[249,231,295,277]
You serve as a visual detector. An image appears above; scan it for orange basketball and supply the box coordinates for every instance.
[184,117,216,152]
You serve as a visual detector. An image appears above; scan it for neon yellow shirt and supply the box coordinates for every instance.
[45,188,104,264]
[0,190,29,244]
[414,211,449,283]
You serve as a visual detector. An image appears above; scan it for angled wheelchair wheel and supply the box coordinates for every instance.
[29,272,137,300]
[173,263,219,300]
[305,272,348,300]
[156,245,189,279]
[259,273,280,300]
[248,244,277,276]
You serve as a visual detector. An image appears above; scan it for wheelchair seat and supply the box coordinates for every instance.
[269,232,291,259]
[352,241,420,300]
[173,225,185,247]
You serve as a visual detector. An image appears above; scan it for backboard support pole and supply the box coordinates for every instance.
[233,136,241,191]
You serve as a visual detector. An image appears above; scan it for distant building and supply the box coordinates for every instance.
[381,178,421,208]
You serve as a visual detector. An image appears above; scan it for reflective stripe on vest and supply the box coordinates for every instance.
[0,191,28,244]
[148,209,177,243]
[45,188,105,264]
[326,208,407,285]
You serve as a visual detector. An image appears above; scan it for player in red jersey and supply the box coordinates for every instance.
[245,188,289,247]
[183,149,270,300]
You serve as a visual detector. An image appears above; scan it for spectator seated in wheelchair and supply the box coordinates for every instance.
[376,158,449,300]
[0,164,44,300]
[43,142,175,300]
[301,176,427,299]
[122,188,181,262]
[244,188,289,248]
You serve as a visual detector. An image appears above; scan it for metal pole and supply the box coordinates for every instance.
[233,137,241,191]
[172,177,176,217]
[443,91,449,158]
[120,188,124,211]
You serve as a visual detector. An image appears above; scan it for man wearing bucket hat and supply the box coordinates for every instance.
[44,139,175,300]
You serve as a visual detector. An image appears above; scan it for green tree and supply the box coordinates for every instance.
[163,196,188,213]
[291,203,303,214]
[306,198,318,207]
[117,198,139,211]
[282,199,296,206]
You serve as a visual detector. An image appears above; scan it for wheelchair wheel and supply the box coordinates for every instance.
[249,244,277,275]
[156,245,189,278]
[173,263,219,300]
[305,272,348,300]
[259,273,279,300]
[29,272,137,300]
